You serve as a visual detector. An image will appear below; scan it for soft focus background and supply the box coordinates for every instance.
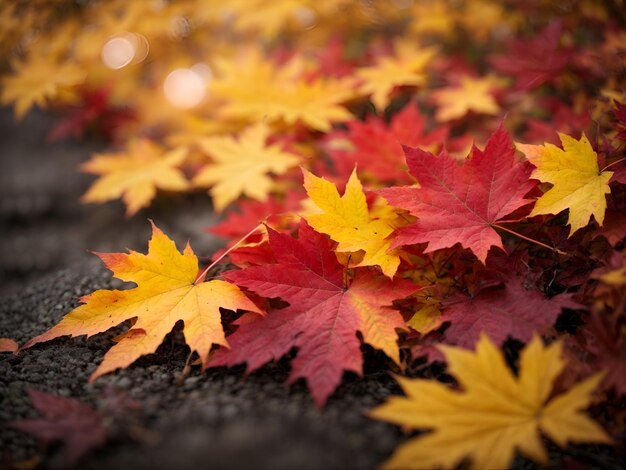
[1,1,625,469]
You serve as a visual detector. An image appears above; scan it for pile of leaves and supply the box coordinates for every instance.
[2,0,626,468]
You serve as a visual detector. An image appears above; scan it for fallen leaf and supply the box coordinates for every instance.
[357,42,436,110]
[0,337,18,353]
[379,125,535,262]
[209,221,416,406]
[302,168,404,278]
[432,76,501,122]
[81,139,189,217]
[490,22,573,90]
[325,103,448,184]
[1,53,86,119]
[582,312,626,395]
[22,223,261,381]
[211,52,354,132]
[370,334,611,469]
[11,389,107,467]
[518,133,613,235]
[441,273,577,348]
[193,123,300,212]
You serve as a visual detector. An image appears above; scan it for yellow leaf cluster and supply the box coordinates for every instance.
[409,0,518,41]
[370,334,611,469]
[211,52,354,132]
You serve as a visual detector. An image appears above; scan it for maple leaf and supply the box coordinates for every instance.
[211,52,354,132]
[370,334,611,469]
[208,198,290,240]
[441,273,577,348]
[457,0,513,41]
[81,139,189,217]
[11,389,107,467]
[226,0,310,37]
[614,100,626,141]
[209,222,417,406]
[47,87,134,142]
[325,103,447,184]
[408,2,455,36]
[582,312,626,395]
[22,223,261,381]
[490,22,573,90]
[193,123,300,212]
[518,133,613,235]
[356,42,436,110]
[431,76,501,122]
[302,169,404,278]
[379,125,535,262]
[0,53,86,119]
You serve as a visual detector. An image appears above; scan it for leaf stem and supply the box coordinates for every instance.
[493,218,528,224]
[601,156,626,172]
[492,224,568,256]
[343,254,352,290]
[194,223,263,284]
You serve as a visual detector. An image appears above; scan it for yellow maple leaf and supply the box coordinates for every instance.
[193,122,300,212]
[211,51,354,132]
[23,224,262,381]
[432,76,501,122]
[226,0,307,37]
[458,0,519,41]
[409,2,456,37]
[518,133,613,235]
[302,169,403,278]
[357,42,436,110]
[370,334,611,469]
[407,303,442,335]
[81,139,189,217]
[1,53,86,119]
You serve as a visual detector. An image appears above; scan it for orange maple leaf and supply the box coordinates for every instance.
[22,223,262,381]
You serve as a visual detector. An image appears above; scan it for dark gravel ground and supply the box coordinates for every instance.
[1,109,624,469]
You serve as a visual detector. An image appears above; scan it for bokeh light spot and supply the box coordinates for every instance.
[101,33,149,69]
[101,36,136,69]
[163,67,207,109]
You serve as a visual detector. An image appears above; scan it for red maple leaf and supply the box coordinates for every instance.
[208,194,302,241]
[614,100,626,141]
[11,389,107,467]
[325,103,447,184]
[379,125,535,262]
[208,221,416,406]
[582,312,626,395]
[47,87,134,142]
[597,186,626,246]
[490,22,574,90]
[208,199,289,240]
[440,273,577,349]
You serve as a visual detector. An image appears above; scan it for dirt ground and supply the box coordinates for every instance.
[0,109,623,469]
